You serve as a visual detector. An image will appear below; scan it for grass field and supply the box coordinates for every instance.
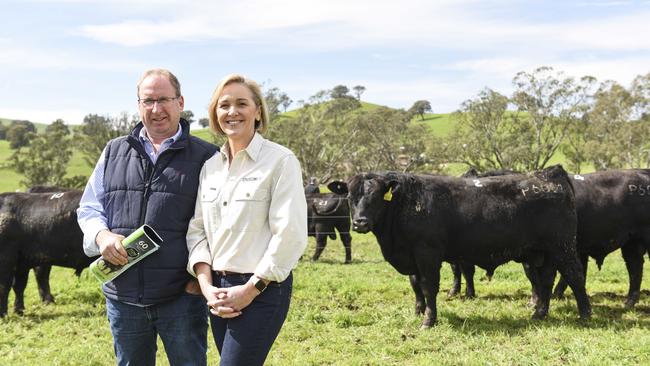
[1,233,649,365]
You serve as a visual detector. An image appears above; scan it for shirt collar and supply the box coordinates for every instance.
[220,132,265,162]
[139,124,182,146]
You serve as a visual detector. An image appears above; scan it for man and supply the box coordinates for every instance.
[77,68,217,366]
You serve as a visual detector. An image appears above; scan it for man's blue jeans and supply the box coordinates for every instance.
[211,272,292,366]
[106,293,208,366]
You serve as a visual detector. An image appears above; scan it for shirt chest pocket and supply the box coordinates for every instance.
[230,187,270,232]
[201,189,221,229]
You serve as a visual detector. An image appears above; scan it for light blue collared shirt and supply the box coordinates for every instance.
[77,125,183,256]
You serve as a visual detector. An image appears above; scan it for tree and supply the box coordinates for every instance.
[267,96,353,183]
[267,91,438,183]
[511,66,595,170]
[408,100,432,120]
[10,120,36,133]
[582,77,650,170]
[264,87,292,121]
[445,89,528,171]
[198,117,210,128]
[6,120,36,149]
[0,122,6,140]
[11,119,74,188]
[76,113,136,167]
[349,106,438,174]
[352,85,366,101]
[279,93,292,112]
[180,110,195,124]
[330,85,350,99]
[6,125,33,149]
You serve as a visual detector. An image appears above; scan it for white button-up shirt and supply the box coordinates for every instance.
[186,133,307,282]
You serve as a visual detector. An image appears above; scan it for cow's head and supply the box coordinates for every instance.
[330,174,399,234]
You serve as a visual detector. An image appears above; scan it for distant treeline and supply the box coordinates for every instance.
[3,66,649,189]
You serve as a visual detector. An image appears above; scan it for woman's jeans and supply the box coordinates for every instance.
[105,293,208,366]
[211,272,293,366]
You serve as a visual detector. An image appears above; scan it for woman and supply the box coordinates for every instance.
[186,74,307,365]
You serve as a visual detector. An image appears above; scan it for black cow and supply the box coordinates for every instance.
[457,169,650,309]
[331,166,591,327]
[551,170,650,308]
[0,190,95,316]
[304,177,321,194]
[13,186,77,308]
[306,181,352,263]
[445,169,517,298]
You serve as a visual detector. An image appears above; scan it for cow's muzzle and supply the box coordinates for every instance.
[352,218,370,233]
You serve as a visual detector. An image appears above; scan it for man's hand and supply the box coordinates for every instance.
[96,230,128,265]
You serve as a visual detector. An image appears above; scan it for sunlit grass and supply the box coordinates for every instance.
[2,232,649,365]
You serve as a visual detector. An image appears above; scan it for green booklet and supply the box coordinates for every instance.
[89,224,163,283]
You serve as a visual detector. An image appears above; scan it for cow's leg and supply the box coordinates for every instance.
[621,242,645,309]
[339,231,352,264]
[447,262,462,298]
[529,261,555,319]
[0,248,18,317]
[408,274,425,315]
[312,234,327,261]
[553,254,588,299]
[522,262,539,307]
[461,262,476,299]
[414,247,442,328]
[551,250,592,319]
[12,264,29,315]
[34,265,55,304]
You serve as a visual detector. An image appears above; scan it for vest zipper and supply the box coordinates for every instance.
[138,162,156,304]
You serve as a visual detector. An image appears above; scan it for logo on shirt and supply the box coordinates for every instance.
[241,177,260,182]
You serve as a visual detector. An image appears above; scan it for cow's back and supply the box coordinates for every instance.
[389,166,576,268]
[4,191,86,267]
[573,169,650,254]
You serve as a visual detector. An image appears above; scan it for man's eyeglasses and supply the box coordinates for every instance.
[138,96,179,108]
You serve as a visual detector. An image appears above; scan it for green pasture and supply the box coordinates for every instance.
[1,233,649,365]
[419,113,456,137]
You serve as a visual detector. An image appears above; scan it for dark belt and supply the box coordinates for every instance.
[213,270,252,276]
[213,270,278,284]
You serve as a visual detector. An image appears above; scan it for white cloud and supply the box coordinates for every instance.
[0,107,87,125]
[72,0,650,55]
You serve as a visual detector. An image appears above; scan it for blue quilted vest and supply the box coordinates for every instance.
[102,119,217,304]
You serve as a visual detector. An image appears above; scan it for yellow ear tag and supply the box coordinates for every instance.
[383,187,393,202]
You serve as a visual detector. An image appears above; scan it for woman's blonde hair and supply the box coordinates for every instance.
[208,74,269,136]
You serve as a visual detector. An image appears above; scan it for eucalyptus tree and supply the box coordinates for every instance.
[180,110,194,125]
[511,66,596,171]
[583,74,650,170]
[445,88,528,172]
[352,85,366,101]
[348,106,436,174]
[266,91,362,183]
[11,119,75,188]
[408,100,432,120]
[75,113,137,167]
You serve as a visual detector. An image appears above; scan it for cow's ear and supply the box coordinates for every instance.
[328,181,348,194]
[384,179,400,201]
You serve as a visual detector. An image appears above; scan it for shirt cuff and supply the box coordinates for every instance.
[82,222,108,257]
[254,260,292,283]
[187,241,213,277]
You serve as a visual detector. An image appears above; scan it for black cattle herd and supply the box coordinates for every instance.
[1,167,649,329]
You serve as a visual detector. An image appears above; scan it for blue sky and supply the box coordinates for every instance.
[1,0,649,125]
